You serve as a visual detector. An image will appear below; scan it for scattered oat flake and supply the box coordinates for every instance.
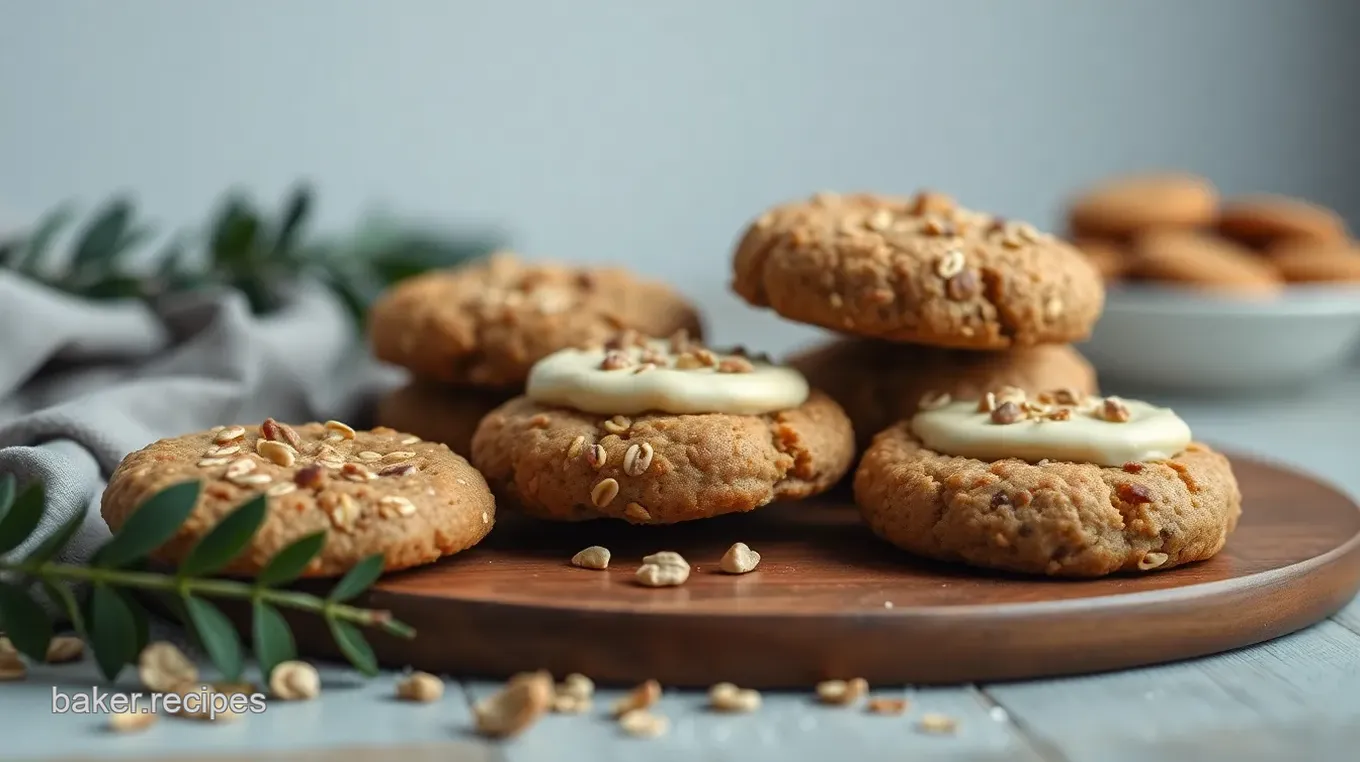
[918,712,958,734]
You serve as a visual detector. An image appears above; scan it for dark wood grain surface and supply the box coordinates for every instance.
[284,453,1360,687]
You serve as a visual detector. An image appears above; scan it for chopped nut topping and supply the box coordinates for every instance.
[694,348,718,367]
[294,464,325,488]
[395,671,444,702]
[585,444,607,470]
[138,642,197,692]
[1022,400,1052,417]
[918,392,952,411]
[991,492,1011,508]
[571,546,611,570]
[269,660,320,701]
[719,542,761,574]
[357,451,383,462]
[224,458,256,479]
[378,463,417,477]
[709,682,762,713]
[921,216,956,236]
[612,679,661,717]
[257,440,296,467]
[600,350,632,371]
[625,503,651,521]
[946,270,979,301]
[935,250,966,279]
[866,209,894,231]
[1123,462,1145,474]
[990,401,1025,425]
[918,712,958,734]
[636,551,690,587]
[324,420,357,439]
[1100,397,1132,423]
[910,191,956,216]
[623,442,655,476]
[230,473,273,487]
[261,417,302,449]
[619,709,669,738]
[384,451,416,461]
[995,385,1027,405]
[475,672,553,738]
[529,414,551,428]
[673,352,705,370]
[197,457,229,468]
[1044,297,1065,320]
[1051,388,1082,405]
[214,426,246,444]
[590,478,620,508]
[1138,551,1170,570]
[207,444,242,457]
[379,495,417,518]
[603,415,631,435]
[604,329,641,351]
[45,636,84,664]
[341,463,376,482]
[867,697,909,715]
[1118,483,1153,504]
[976,392,998,413]
[552,693,592,714]
[816,678,869,706]
[567,435,585,460]
[717,356,755,373]
[640,347,668,365]
[399,435,421,445]
[266,482,298,497]
[668,329,693,354]
[1045,408,1073,422]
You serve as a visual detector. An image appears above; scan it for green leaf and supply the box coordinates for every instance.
[92,481,200,568]
[41,580,86,639]
[328,553,385,603]
[256,531,326,587]
[251,599,295,681]
[210,196,261,270]
[88,584,138,681]
[17,204,74,274]
[327,616,377,676]
[116,589,150,655]
[0,238,21,267]
[24,502,85,564]
[71,198,133,270]
[183,595,243,681]
[0,581,53,662]
[0,472,15,522]
[272,185,313,259]
[179,494,266,577]
[154,235,189,279]
[78,274,152,301]
[0,481,45,557]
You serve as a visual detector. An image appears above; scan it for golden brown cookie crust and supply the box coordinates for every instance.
[1217,195,1350,248]
[853,423,1241,577]
[470,392,855,524]
[731,192,1104,349]
[1072,239,1131,281]
[1266,243,1360,283]
[1131,230,1282,293]
[376,381,516,457]
[1067,173,1218,239]
[788,340,1098,451]
[369,253,704,386]
[101,421,496,577]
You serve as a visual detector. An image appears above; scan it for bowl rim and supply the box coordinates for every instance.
[1102,283,1360,318]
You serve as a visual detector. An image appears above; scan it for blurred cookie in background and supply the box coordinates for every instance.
[1067,173,1218,240]
[1072,239,1132,282]
[1131,230,1282,295]
[1216,195,1350,250]
[1267,242,1360,284]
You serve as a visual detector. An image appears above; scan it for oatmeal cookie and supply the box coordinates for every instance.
[102,420,495,577]
[470,334,855,523]
[1066,173,1218,239]
[1216,195,1349,249]
[1266,242,1360,283]
[731,192,1104,349]
[1131,230,1282,294]
[369,252,704,386]
[787,340,1097,451]
[854,418,1241,578]
[375,381,516,457]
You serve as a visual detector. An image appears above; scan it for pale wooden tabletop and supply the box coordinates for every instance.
[5,369,1359,762]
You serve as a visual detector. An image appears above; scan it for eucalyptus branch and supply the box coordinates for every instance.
[0,474,414,684]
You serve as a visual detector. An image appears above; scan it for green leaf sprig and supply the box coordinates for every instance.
[0,473,412,683]
[0,185,503,329]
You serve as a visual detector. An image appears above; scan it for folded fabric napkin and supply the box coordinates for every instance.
[0,272,400,608]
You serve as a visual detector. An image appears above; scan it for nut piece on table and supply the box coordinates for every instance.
[396,671,444,702]
[719,542,761,574]
[108,707,158,733]
[553,672,595,712]
[45,636,85,664]
[612,679,661,717]
[269,661,321,701]
[138,642,198,692]
[918,712,959,734]
[816,677,869,706]
[708,682,762,713]
[571,546,611,570]
[636,552,690,587]
[618,709,670,738]
[475,670,554,738]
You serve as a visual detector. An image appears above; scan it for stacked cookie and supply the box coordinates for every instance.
[367,252,704,455]
[1067,173,1360,290]
[730,191,1105,451]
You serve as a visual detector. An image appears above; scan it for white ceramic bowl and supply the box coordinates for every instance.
[1080,283,1360,393]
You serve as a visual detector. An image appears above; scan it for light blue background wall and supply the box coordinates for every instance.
[3,0,1357,353]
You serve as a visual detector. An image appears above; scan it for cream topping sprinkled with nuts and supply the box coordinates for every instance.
[525,337,808,416]
[911,395,1191,467]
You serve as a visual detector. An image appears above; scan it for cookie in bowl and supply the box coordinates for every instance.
[731,191,1105,349]
[853,389,1241,577]
[471,331,856,524]
[102,419,496,577]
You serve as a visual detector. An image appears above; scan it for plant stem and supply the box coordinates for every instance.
[0,560,414,639]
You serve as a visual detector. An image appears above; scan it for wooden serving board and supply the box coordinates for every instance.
[285,452,1360,687]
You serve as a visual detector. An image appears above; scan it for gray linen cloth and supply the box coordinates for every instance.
[0,271,401,614]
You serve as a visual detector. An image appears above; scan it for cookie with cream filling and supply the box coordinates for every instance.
[471,331,856,524]
[854,388,1241,577]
